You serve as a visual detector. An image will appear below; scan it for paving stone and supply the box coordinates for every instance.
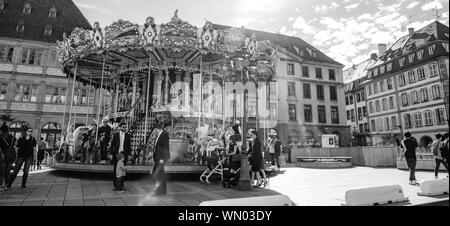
[103,197,125,206]
[43,199,64,206]
[21,200,44,206]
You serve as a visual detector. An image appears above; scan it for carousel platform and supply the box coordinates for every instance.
[49,162,206,174]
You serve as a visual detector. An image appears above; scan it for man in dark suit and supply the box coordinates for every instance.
[109,122,131,189]
[152,123,171,196]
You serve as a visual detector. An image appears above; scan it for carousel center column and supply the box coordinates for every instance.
[184,73,191,112]
[131,71,138,118]
[154,70,165,108]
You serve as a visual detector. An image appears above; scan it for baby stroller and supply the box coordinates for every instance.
[222,154,241,188]
[200,149,227,184]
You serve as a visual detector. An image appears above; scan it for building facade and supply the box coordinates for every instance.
[365,22,449,147]
[344,57,376,146]
[0,0,107,149]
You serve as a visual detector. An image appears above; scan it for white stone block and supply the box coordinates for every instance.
[344,185,408,206]
[417,178,449,196]
[199,195,293,206]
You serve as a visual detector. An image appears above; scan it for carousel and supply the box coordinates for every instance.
[50,10,277,173]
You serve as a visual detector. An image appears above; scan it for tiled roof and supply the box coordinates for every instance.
[0,0,92,44]
[377,21,449,62]
[213,24,343,67]
[343,59,375,84]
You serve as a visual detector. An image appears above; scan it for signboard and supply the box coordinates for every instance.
[322,134,339,148]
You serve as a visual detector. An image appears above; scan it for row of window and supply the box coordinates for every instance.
[398,63,438,87]
[368,96,395,113]
[345,91,365,106]
[0,2,57,17]
[370,116,399,132]
[289,104,340,124]
[297,83,338,101]
[403,109,447,129]
[400,85,442,107]
[369,44,445,78]
[367,77,393,96]
[287,63,336,81]
[347,106,368,122]
[369,109,447,133]
[0,45,58,66]
[0,83,93,105]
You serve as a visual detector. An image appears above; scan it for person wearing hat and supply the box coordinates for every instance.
[0,124,16,191]
[109,122,131,189]
[400,132,419,185]
[98,118,112,164]
[151,122,171,196]
[7,126,37,188]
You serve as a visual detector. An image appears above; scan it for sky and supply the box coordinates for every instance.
[73,0,449,69]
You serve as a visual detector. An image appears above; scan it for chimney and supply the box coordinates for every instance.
[370,53,378,60]
[378,43,387,56]
[408,28,414,37]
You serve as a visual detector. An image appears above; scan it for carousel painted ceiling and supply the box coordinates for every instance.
[57,10,278,87]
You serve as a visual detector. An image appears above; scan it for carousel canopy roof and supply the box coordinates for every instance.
[57,10,278,88]
[0,0,92,44]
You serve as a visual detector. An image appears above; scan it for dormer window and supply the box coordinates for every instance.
[312,52,317,58]
[16,23,24,32]
[399,57,405,67]
[408,54,414,63]
[293,46,300,55]
[417,49,424,60]
[49,7,56,18]
[23,3,31,14]
[0,0,5,10]
[44,25,52,36]
[299,50,304,57]
[386,62,393,71]
[443,43,449,53]
[380,65,385,74]
[428,44,435,55]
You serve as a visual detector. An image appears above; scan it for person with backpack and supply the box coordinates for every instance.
[7,126,37,188]
[400,132,419,185]
[431,134,448,179]
[0,124,16,192]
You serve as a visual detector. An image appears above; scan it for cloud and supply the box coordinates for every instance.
[421,0,443,11]
[406,1,420,9]
[314,4,329,13]
[279,26,297,36]
[331,2,339,9]
[292,17,317,34]
[345,3,360,11]
[357,13,372,21]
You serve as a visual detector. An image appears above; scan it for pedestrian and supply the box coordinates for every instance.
[248,129,267,188]
[0,124,16,192]
[98,119,111,165]
[109,122,131,190]
[37,137,47,170]
[400,132,419,185]
[114,153,127,192]
[151,122,171,196]
[227,135,240,172]
[273,136,282,170]
[7,126,37,188]
[431,134,448,179]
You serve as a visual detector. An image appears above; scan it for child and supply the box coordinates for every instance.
[115,153,127,192]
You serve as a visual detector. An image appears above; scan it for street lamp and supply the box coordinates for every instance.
[238,89,251,191]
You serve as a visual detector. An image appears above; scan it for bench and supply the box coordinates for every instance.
[296,156,352,162]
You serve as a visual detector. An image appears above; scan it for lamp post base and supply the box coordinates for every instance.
[238,154,252,191]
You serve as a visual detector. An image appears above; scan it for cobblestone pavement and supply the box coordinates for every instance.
[0,166,448,206]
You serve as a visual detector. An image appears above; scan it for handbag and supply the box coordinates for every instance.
[1,136,16,163]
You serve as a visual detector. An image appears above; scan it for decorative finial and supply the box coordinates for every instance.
[174,9,178,18]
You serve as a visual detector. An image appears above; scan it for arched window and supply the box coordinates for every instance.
[44,24,52,36]
[23,2,31,14]
[41,122,62,149]
[9,121,30,140]
[49,6,57,18]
